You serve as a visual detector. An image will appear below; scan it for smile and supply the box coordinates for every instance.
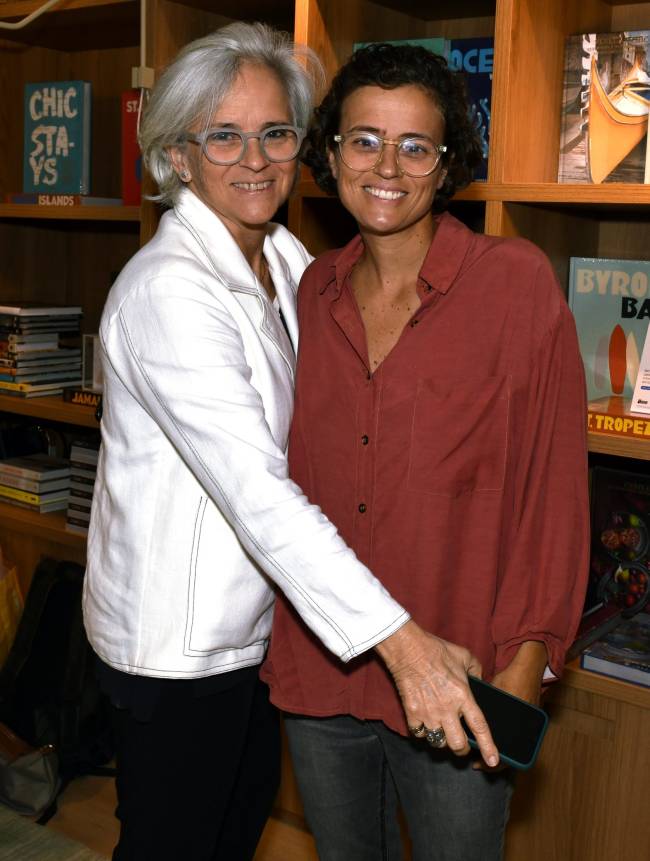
[363,186,406,200]
[232,181,273,192]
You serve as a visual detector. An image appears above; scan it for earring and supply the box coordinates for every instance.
[180,170,191,182]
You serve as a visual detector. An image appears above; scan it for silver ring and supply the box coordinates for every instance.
[426,727,446,748]
[409,723,427,738]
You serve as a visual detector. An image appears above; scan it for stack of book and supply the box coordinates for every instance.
[0,454,70,514]
[0,302,83,398]
[581,613,650,688]
[65,438,99,535]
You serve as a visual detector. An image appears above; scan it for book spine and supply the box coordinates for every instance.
[0,463,54,480]
[0,474,51,493]
[587,409,650,439]
[5,193,121,206]
[63,388,102,407]
[0,484,50,505]
[121,90,142,205]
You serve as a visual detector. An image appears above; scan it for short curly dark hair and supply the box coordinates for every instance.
[303,43,483,211]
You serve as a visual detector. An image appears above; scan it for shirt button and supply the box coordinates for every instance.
[361,434,369,445]
[358,503,367,513]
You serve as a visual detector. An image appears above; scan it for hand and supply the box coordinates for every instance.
[473,640,547,771]
[375,620,499,768]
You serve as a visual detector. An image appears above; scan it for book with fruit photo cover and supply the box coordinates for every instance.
[581,612,650,686]
[583,467,650,629]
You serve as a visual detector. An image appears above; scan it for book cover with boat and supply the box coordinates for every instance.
[568,257,650,400]
[559,31,650,184]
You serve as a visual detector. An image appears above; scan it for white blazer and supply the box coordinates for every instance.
[83,188,408,678]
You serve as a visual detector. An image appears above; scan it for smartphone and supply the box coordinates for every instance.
[462,675,549,770]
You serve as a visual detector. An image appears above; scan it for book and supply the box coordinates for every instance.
[121,90,142,205]
[581,613,650,687]
[63,388,102,408]
[567,257,650,401]
[69,481,94,500]
[0,349,81,366]
[0,379,81,394]
[448,37,493,181]
[586,467,650,620]
[0,495,68,514]
[587,395,650,439]
[353,37,449,56]
[0,302,82,318]
[0,474,69,494]
[0,340,59,353]
[568,602,623,660]
[65,516,90,535]
[5,193,121,207]
[23,80,92,195]
[0,371,82,384]
[0,363,82,376]
[0,454,70,482]
[631,321,650,414]
[0,483,69,507]
[0,387,64,399]
[559,32,650,184]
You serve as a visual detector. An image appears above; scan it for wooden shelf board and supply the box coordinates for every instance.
[0,0,138,49]
[0,394,99,427]
[492,183,650,206]
[0,203,140,222]
[0,0,132,14]
[0,500,85,547]
[562,658,650,710]
[370,0,495,20]
[297,179,650,207]
[588,431,650,459]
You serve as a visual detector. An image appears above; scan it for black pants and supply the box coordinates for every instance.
[110,671,280,861]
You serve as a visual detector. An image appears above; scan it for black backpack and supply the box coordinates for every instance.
[0,557,114,820]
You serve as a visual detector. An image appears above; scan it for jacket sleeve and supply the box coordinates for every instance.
[103,277,409,662]
[491,264,590,679]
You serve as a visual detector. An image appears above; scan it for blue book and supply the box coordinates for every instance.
[568,257,650,401]
[353,37,449,56]
[448,37,493,181]
[23,80,92,195]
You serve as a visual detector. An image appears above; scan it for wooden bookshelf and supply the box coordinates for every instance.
[0,500,84,547]
[0,204,141,221]
[0,394,99,427]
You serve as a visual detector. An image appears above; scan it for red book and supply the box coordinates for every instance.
[121,90,141,206]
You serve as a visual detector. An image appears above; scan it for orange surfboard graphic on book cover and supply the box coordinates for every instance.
[609,324,628,394]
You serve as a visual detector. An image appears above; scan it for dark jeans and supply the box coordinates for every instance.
[110,672,280,861]
[285,714,513,861]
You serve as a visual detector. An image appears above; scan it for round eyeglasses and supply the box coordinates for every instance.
[184,125,306,166]
[333,132,447,177]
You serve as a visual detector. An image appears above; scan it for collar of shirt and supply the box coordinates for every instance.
[320,211,476,303]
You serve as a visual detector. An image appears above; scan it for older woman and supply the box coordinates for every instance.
[83,24,497,861]
[262,43,590,861]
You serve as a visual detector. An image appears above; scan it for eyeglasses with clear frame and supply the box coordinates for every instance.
[333,132,447,177]
[184,125,306,166]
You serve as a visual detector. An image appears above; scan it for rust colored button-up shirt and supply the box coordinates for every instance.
[261,213,590,736]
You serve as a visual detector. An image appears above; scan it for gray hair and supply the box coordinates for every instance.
[139,21,322,207]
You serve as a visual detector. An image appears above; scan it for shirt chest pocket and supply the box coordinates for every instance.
[407,376,510,497]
